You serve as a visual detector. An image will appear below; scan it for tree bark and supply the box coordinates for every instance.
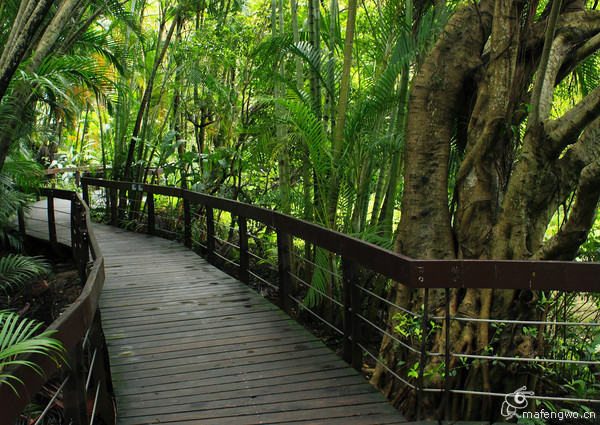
[396,0,494,260]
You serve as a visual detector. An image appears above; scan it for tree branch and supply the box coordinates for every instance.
[547,83,600,154]
[533,158,600,260]
[534,119,600,260]
[529,0,563,126]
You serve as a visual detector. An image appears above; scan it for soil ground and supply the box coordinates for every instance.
[0,263,81,326]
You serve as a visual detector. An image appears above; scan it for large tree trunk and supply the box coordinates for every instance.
[371,0,494,400]
[373,1,600,420]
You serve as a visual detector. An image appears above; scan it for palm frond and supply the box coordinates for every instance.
[574,54,600,98]
[303,247,331,308]
[0,172,31,251]
[0,311,65,395]
[0,255,51,294]
[282,95,331,202]
[96,0,145,45]
[287,41,340,101]
[2,156,43,192]
[72,27,124,75]
[36,54,116,96]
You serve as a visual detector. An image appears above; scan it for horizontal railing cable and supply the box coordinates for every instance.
[289,272,343,308]
[358,343,416,389]
[356,313,421,354]
[358,285,422,318]
[32,376,70,425]
[248,270,278,290]
[288,293,343,336]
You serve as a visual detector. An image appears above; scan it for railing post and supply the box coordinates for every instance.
[63,340,90,425]
[206,207,215,264]
[184,199,192,248]
[444,287,451,421]
[82,179,89,206]
[47,191,57,246]
[342,258,362,371]
[276,230,292,315]
[110,188,118,227]
[238,216,249,284]
[147,192,155,235]
[71,197,89,283]
[417,287,429,421]
[17,206,25,238]
[71,197,80,264]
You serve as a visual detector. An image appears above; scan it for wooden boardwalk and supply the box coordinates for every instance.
[26,199,408,425]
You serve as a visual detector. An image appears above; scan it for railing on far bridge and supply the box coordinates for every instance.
[81,177,600,421]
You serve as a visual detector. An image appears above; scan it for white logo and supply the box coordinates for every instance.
[501,386,534,419]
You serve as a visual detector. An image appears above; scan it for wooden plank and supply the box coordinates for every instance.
[105,321,307,350]
[101,310,281,338]
[112,359,353,396]
[119,382,388,418]
[100,304,277,329]
[116,371,368,404]
[111,346,335,379]
[98,284,255,302]
[100,295,269,314]
[108,333,326,364]
[110,353,346,393]
[116,396,397,424]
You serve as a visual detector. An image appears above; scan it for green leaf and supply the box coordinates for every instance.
[0,311,66,395]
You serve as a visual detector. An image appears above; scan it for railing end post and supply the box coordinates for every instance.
[277,230,292,315]
[238,216,249,284]
[342,258,362,372]
[109,188,118,227]
[184,199,192,248]
[206,207,216,264]
[82,179,89,206]
[17,205,26,238]
[47,191,58,246]
[147,192,155,236]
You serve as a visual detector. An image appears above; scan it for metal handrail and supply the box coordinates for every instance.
[81,177,600,292]
[0,188,114,425]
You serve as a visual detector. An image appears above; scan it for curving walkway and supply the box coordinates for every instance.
[26,199,408,425]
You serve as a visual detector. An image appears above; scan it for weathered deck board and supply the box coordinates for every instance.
[26,199,407,424]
